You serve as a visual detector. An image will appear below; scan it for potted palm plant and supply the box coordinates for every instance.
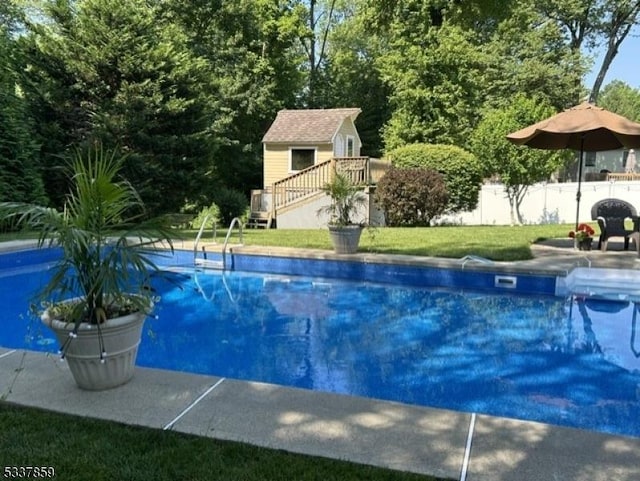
[318,171,367,254]
[0,145,175,390]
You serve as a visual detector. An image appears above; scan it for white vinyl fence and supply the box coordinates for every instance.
[439,180,640,226]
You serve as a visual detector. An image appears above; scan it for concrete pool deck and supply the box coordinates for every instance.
[2,239,640,480]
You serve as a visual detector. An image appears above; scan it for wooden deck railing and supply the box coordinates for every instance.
[249,157,390,222]
[270,157,375,212]
[607,172,640,182]
[335,157,369,185]
[271,159,334,212]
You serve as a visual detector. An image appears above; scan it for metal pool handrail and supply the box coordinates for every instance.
[194,216,243,270]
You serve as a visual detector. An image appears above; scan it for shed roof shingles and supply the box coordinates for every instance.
[262,108,361,144]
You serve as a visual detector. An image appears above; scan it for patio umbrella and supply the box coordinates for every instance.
[506,101,640,230]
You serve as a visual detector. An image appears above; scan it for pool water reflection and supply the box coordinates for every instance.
[2,262,640,438]
[138,270,640,438]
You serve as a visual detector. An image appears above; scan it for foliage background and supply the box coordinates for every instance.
[1,0,639,219]
[387,144,483,214]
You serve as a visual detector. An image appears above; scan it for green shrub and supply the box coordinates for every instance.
[375,167,448,226]
[387,143,482,213]
[213,188,248,226]
[189,203,220,230]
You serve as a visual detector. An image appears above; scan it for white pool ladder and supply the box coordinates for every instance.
[194,216,243,270]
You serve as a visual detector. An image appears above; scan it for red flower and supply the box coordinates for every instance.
[576,223,595,236]
[569,223,595,241]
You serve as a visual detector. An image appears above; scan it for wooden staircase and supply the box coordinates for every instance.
[246,211,273,229]
[248,157,386,229]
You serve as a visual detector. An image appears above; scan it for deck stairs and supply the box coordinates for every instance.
[246,211,273,229]
[248,157,389,229]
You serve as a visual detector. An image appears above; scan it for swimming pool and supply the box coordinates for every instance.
[2,247,640,438]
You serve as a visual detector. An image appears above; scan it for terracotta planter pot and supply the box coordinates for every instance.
[42,308,147,391]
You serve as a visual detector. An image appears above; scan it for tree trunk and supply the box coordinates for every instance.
[506,185,528,226]
[589,6,639,103]
[508,197,519,226]
[506,192,521,226]
[305,0,336,107]
[514,184,528,225]
[589,32,621,103]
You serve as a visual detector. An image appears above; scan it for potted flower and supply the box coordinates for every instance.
[317,171,367,254]
[569,223,595,250]
[0,145,175,390]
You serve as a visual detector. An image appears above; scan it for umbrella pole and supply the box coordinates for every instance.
[574,136,585,236]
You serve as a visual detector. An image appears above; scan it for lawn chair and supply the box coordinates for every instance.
[590,198,640,251]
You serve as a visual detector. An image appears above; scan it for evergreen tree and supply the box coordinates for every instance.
[161,0,307,199]
[0,25,46,205]
[22,0,216,215]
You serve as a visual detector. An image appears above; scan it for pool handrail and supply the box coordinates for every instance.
[194,216,243,270]
[221,217,243,270]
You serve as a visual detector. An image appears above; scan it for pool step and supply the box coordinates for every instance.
[565,267,640,301]
[195,258,224,270]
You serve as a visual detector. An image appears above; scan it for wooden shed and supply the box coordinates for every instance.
[261,108,362,188]
[249,108,388,228]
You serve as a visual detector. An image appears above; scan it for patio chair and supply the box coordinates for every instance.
[590,198,640,251]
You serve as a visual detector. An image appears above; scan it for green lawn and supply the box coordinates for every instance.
[185,223,577,261]
[2,223,578,261]
[0,403,445,481]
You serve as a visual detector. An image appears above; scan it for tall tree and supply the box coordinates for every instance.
[538,0,640,103]
[372,1,581,151]
[588,1,640,101]
[303,0,336,107]
[0,21,46,205]
[316,0,390,156]
[162,0,307,197]
[21,0,215,214]
[471,96,567,225]
[378,21,486,150]
[480,3,584,111]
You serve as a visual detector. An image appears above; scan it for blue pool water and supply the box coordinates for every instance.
[1,249,640,438]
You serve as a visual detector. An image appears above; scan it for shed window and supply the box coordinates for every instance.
[346,136,355,157]
[290,148,316,171]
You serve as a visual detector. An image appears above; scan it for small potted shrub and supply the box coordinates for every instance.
[0,145,175,390]
[317,171,367,254]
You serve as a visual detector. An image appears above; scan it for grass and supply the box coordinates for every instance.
[184,223,577,261]
[0,403,445,481]
[1,224,580,262]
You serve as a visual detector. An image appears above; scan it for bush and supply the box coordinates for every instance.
[387,143,482,213]
[212,188,248,226]
[189,203,221,230]
[375,167,448,226]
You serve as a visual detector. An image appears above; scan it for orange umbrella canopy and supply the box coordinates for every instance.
[507,101,640,151]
